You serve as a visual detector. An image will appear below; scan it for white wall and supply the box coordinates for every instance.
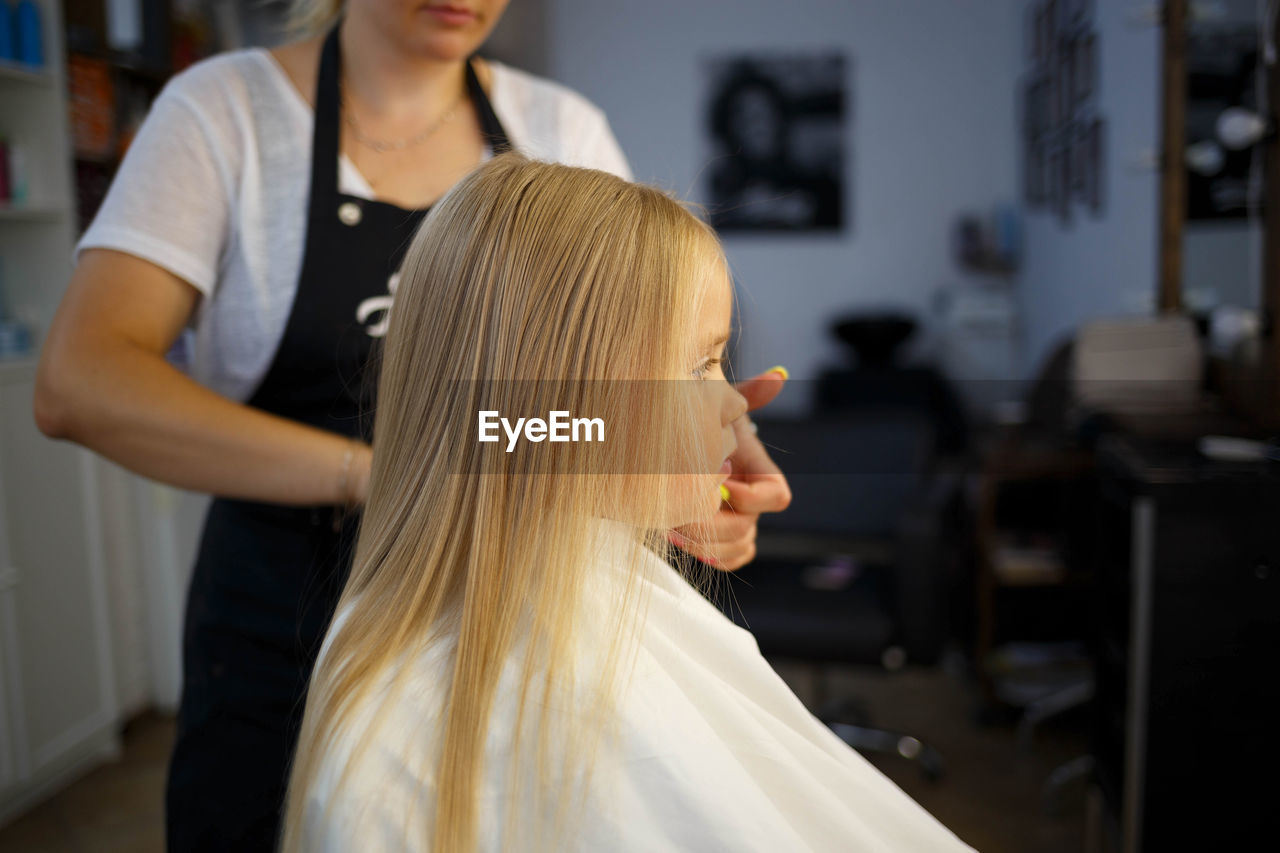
[1015,1,1163,375]
[546,0,1022,407]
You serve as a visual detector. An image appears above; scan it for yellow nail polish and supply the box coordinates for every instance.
[768,365,789,380]
[719,484,731,502]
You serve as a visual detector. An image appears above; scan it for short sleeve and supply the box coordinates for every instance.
[76,78,237,299]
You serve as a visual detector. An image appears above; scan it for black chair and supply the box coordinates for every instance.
[717,411,960,778]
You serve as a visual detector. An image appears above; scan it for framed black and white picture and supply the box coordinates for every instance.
[1062,37,1077,106]
[1022,74,1050,142]
[1072,30,1096,102]
[703,53,846,232]
[1087,116,1106,214]
[1021,1,1104,223]
[1025,136,1047,207]
[1028,4,1047,63]
[1070,121,1090,197]
[1046,146,1060,208]
[1053,143,1073,225]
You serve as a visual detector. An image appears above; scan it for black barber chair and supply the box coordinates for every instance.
[817,312,969,453]
[718,410,960,779]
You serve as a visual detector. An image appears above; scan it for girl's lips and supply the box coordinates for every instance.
[425,5,476,25]
[718,457,733,477]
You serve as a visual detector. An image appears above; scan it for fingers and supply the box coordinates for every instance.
[734,367,788,413]
[710,537,757,572]
[723,472,792,515]
[357,443,374,504]
[664,369,790,572]
[724,424,792,514]
[668,510,759,572]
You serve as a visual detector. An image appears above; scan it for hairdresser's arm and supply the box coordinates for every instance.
[34,249,372,505]
[671,370,791,571]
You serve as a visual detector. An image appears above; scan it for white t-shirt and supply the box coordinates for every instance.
[75,49,634,403]
[299,519,977,852]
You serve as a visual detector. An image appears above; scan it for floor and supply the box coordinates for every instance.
[0,712,170,853]
[773,660,1090,853]
[0,664,1087,853]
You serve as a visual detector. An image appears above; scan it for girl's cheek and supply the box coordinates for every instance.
[664,474,721,527]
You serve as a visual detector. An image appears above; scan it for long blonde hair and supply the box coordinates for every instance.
[280,153,730,851]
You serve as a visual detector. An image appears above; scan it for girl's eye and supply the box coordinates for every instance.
[691,357,722,379]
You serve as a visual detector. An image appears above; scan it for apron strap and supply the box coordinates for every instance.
[310,24,513,220]
[467,59,512,155]
[310,26,343,216]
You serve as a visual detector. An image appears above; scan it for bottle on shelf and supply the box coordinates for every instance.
[14,0,43,68]
[0,260,35,360]
[6,140,27,203]
[0,1,15,63]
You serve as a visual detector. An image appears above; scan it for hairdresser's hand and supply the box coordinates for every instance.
[332,439,374,515]
[669,369,792,571]
[352,442,374,506]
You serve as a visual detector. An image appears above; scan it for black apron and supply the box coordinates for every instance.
[164,26,510,852]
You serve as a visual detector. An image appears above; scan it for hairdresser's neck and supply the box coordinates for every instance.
[339,12,468,115]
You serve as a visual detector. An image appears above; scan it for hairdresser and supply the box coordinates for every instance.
[33,0,789,849]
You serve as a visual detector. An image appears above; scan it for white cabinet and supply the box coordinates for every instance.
[0,362,119,824]
[0,0,123,824]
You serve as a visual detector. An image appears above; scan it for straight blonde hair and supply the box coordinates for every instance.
[280,153,731,852]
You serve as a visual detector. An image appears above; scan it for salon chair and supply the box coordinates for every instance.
[816,312,970,453]
[717,410,962,779]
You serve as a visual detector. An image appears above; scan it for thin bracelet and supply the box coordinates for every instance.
[332,440,357,532]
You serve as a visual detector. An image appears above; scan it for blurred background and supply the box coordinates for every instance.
[0,1,1278,851]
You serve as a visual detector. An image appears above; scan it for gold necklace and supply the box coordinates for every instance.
[340,79,466,153]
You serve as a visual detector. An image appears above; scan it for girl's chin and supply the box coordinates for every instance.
[670,492,725,528]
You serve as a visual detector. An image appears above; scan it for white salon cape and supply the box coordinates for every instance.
[301,519,976,852]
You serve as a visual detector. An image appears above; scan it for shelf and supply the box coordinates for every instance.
[0,204,67,223]
[0,59,53,86]
[990,541,1067,586]
[66,48,172,84]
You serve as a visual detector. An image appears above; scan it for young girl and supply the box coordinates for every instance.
[281,153,975,852]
